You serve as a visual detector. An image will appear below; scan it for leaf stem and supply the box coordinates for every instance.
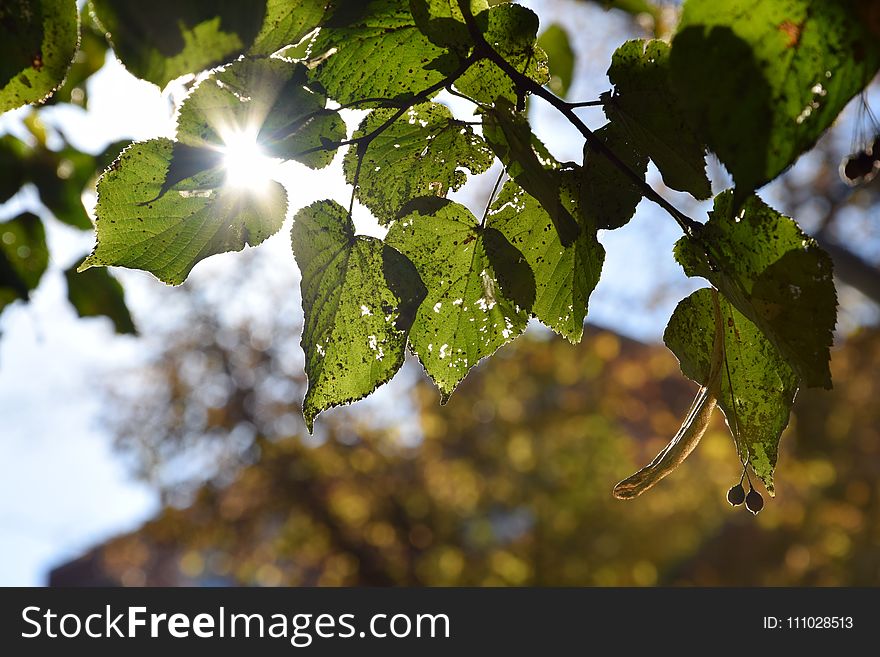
[480,168,506,227]
[289,54,477,161]
[566,99,605,108]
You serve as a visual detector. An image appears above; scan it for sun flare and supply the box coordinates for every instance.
[220,129,280,191]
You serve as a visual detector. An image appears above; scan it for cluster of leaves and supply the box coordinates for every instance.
[4,0,880,495]
[0,113,135,333]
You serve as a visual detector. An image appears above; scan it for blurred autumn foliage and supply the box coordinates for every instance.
[50,278,880,587]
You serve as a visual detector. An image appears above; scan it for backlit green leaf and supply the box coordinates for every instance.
[580,121,647,230]
[385,198,528,401]
[675,191,837,389]
[309,0,454,106]
[488,176,604,343]
[248,0,327,57]
[0,213,49,313]
[65,263,136,334]
[343,101,494,224]
[606,39,710,199]
[89,0,266,87]
[80,138,287,285]
[455,2,549,105]
[665,287,799,494]
[409,0,489,51]
[176,58,345,169]
[482,98,579,245]
[0,0,78,112]
[537,23,574,98]
[292,199,425,431]
[670,0,880,197]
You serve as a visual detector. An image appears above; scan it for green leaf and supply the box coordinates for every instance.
[0,0,79,112]
[248,0,327,57]
[309,0,453,106]
[176,58,345,169]
[50,12,107,107]
[0,213,49,313]
[488,176,604,343]
[30,146,97,230]
[89,0,266,87]
[670,0,880,197]
[455,2,549,105]
[342,101,494,224]
[664,288,799,494]
[291,200,425,431]
[0,135,31,204]
[482,97,579,245]
[537,23,574,98]
[581,121,647,230]
[409,0,489,51]
[65,263,136,334]
[675,191,837,389]
[605,39,710,199]
[80,138,287,285]
[385,198,528,401]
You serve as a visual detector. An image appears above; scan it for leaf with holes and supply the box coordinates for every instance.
[670,0,880,198]
[488,176,604,343]
[385,198,529,401]
[605,39,709,199]
[455,2,549,105]
[343,101,493,224]
[482,98,579,246]
[0,0,78,112]
[309,0,455,106]
[675,191,837,389]
[409,0,489,51]
[80,138,287,285]
[665,288,799,494]
[292,200,425,431]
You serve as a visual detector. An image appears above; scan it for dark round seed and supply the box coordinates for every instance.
[727,483,746,506]
[746,488,764,514]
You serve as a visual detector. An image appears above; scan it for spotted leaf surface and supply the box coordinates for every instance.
[292,200,425,431]
[670,0,880,197]
[0,0,78,112]
[488,177,604,343]
[675,191,837,389]
[385,198,528,401]
[80,138,287,285]
[665,288,799,494]
[343,102,494,224]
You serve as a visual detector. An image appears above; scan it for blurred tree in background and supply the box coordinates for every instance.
[50,271,880,586]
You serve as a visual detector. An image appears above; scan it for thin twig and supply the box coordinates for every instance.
[566,99,605,108]
[481,168,506,227]
[455,0,703,238]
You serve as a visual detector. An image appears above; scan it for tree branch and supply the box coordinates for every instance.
[455,0,703,238]
[289,54,477,161]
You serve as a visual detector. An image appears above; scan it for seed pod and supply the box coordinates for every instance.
[841,151,877,184]
[746,488,764,514]
[727,483,746,506]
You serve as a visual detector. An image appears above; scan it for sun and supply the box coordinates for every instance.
[220,129,280,191]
